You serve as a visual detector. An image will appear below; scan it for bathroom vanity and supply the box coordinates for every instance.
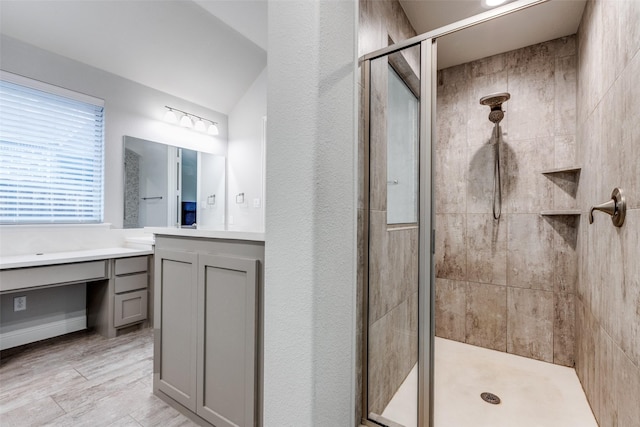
[0,247,154,349]
[151,228,264,427]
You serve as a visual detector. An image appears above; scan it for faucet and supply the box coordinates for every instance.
[589,188,626,227]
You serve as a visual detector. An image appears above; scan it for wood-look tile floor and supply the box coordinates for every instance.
[0,328,198,427]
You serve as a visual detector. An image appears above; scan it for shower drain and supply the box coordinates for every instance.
[480,392,501,405]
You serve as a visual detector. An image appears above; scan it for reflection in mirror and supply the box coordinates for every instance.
[123,136,225,229]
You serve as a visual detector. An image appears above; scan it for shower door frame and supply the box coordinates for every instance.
[361,36,436,427]
[360,1,551,426]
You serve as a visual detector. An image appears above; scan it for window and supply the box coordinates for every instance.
[0,71,104,224]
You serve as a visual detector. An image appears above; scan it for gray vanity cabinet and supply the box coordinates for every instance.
[154,236,262,427]
[155,249,199,411]
[197,254,258,427]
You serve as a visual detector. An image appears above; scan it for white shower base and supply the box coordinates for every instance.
[380,337,597,427]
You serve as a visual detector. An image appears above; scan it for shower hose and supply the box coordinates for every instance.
[493,123,502,220]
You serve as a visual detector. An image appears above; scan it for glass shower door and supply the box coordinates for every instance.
[365,43,422,427]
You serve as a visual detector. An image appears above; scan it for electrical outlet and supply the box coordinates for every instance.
[14,296,26,312]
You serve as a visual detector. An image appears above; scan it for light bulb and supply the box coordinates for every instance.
[164,109,178,124]
[207,123,219,136]
[194,119,207,132]
[180,114,193,128]
[484,0,507,7]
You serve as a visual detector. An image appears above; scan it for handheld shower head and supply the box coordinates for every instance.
[480,92,510,124]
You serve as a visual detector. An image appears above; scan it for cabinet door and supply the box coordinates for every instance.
[155,249,198,412]
[197,254,259,427]
[113,289,147,327]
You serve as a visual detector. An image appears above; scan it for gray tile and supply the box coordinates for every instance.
[435,278,466,342]
[554,54,577,137]
[435,146,467,214]
[436,68,468,152]
[550,216,578,294]
[368,299,417,415]
[466,214,507,286]
[507,214,554,290]
[507,287,554,362]
[466,141,505,215]
[547,170,579,211]
[504,137,554,214]
[615,345,640,427]
[617,0,640,72]
[369,58,388,212]
[435,213,467,281]
[620,52,640,210]
[0,396,65,426]
[465,282,507,351]
[597,330,617,427]
[554,292,575,367]
[51,357,152,413]
[108,415,143,427]
[554,135,577,170]
[470,53,506,78]
[549,35,577,59]
[506,43,555,141]
[619,209,640,366]
[129,394,198,427]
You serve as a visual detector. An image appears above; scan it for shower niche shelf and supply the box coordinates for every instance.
[541,166,581,174]
[540,166,582,218]
[540,210,581,216]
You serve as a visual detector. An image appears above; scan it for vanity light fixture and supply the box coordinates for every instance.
[483,0,508,7]
[164,107,178,124]
[180,114,193,128]
[194,118,207,132]
[164,106,219,137]
[207,123,219,136]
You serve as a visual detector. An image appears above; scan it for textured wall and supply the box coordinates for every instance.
[435,36,578,367]
[358,0,419,420]
[575,0,640,425]
[264,1,357,425]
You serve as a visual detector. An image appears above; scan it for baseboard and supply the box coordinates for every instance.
[0,315,87,350]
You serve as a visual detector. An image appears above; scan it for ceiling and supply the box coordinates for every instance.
[0,0,267,115]
[399,0,587,69]
[0,0,586,110]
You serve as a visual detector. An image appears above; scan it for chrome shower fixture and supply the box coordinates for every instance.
[479,92,510,124]
[480,92,510,220]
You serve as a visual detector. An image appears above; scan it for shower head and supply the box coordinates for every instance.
[480,92,510,124]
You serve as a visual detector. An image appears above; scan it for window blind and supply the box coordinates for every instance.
[0,72,105,224]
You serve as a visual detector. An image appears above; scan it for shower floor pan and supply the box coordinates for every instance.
[381,337,597,427]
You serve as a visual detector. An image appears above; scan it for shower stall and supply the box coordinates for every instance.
[360,1,594,426]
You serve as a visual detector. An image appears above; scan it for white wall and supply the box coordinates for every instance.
[0,35,228,228]
[264,1,357,425]
[227,67,267,232]
[198,153,226,229]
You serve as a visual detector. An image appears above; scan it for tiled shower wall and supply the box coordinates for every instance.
[575,0,640,425]
[123,148,140,229]
[358,0,418,421]
[435,36,578,366]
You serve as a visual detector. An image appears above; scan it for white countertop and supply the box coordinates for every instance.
[0,247,154,270]
[147,227,265,242]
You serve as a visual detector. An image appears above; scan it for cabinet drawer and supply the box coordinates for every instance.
[114,290,148,328]
[0,260,108,293]
[115,256,148,276]
[114,273,147,293]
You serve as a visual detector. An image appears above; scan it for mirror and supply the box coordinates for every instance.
[123,136,225,229]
